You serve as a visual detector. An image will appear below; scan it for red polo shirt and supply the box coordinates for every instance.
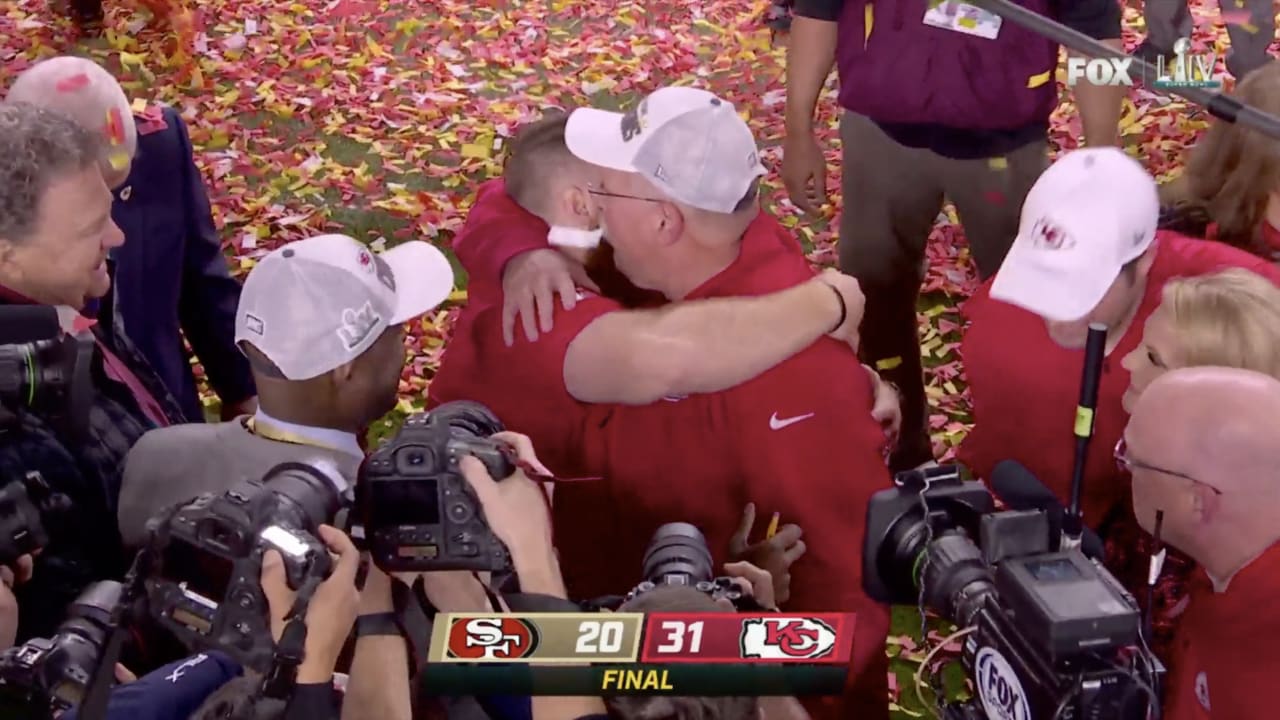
[430,181,625,584]
[959,232,1280,527]
[575,215,892,719]
[1164,543,1280,719]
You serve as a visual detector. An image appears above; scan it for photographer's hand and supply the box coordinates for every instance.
[459,432,566,597]
[723,561,778,611]
[864,364,902,445]
[0,554,35,650]
[261,525,361,685]
[728,504,806,606]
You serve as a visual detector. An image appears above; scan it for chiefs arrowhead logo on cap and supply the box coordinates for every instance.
[1029,217,1074,250]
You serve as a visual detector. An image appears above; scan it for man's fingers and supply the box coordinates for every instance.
[767,524,804,549]
[724,560,771,587]
[501,301,518,347]
[115,663,137,684]
[729,503,756,553]
[259,549,294,616]
[317,525,360,583]
[0,566,13,589]
[535,282,556,333]
[569,263,600,293]
[782,540,808,565]
[459,456,499,506]
[14,555,33,583]
[519,295,539,343]
[493,431,551,475]
[556,273,578,312]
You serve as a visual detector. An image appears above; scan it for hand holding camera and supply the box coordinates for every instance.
[260,525,360,685]
[0,554,34,651]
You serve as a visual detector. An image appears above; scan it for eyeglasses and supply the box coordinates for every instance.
[1114,438,1223,495]
[586,185,664,204]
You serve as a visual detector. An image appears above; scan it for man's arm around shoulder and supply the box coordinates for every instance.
[563,274,856,404]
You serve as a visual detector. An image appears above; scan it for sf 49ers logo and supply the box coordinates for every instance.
[739,617,837,660]
[446,617,540,660]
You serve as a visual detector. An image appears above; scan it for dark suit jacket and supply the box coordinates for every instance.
[108,105,254,422]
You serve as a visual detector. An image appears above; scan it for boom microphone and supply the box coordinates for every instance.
[1065,323,1108,548]
[990,459,1105,559]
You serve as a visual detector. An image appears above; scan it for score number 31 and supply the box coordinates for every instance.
[655,620,705,654]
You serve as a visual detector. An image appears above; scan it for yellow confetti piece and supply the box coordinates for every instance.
[876,356,903,371]
[130,98,148,114]
[108,152,130,171]
[460,143,491,159]
[988,156,1008,170]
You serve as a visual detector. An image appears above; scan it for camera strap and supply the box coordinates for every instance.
[261,574,324,700]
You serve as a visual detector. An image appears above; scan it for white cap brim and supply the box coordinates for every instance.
[565,107,640,172]
[381,241,455,324]
[988,238,1118,322]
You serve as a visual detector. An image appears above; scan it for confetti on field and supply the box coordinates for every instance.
[1,1,1276,713]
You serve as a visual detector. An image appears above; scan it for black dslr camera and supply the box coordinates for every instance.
[621,523,762,611]
[0,472,70,568]
[354,400,517,573]
[144,462,345,671]
[0,581,121,719]
[0,305,95,442]
[863,465,1159,720]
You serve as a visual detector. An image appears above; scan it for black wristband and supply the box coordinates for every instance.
[355,612,401,638]
[822,281,847,334]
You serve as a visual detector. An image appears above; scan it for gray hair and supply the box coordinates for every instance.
[0,102,102,243]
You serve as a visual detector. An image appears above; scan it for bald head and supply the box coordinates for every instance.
[1130,366,1280,490]
[1127,367,1280,583]
[6,56,136,187]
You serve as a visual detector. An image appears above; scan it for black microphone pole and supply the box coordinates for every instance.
[964,0,1280,141]
[1065,323,1108,549]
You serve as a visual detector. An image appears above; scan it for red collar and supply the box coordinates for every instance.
[1261,220,1280,253]
[0,284,36,304]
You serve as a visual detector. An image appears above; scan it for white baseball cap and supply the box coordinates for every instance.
[236,234,454,380]
[989,147,1159,322]
[564,86,767,214]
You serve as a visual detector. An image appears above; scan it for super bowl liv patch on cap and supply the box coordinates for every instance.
[235,234,455,380]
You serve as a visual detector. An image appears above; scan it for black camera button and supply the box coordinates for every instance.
[458,543,478,557]
[447,502,473,523]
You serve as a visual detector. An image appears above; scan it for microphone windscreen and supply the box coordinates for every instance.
[0,305,60,344]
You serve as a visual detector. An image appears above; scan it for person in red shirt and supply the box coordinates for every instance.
[436,87,895,718]
[959,147,1280,536]
[1122,366,1280,720]
[1159,61,1280,261]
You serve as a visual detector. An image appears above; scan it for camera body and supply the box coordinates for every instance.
[863,465,1156,720]
[355,401,517,573]
[0,472,70,568]
[623,523,760,611]
[145,463,343,671]
[0,581,121,719]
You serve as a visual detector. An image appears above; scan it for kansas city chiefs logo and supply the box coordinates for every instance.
[739,617,836,660]
[446,617,540,660]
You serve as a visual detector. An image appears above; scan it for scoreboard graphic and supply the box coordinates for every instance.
[423,612,856,696]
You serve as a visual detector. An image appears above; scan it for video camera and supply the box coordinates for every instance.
[144,462,345,671]
[0,305,95,442]
[605,523,762,612]
[0,581,121,720]
[353,400,518,574]
[862,465,1159,720]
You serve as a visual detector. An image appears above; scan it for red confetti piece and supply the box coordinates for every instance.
[55,73,90,92]
[982,189,1006,206]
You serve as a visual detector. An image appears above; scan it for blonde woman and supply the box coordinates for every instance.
[1112,267,1280,665]
[1161,62,1280,260]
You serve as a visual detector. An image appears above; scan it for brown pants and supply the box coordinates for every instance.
[838,111,1047,471]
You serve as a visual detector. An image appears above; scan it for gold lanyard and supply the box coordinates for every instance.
[244,416,345,454]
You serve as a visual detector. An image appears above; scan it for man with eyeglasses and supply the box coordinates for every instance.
[432,87,898,718]
[1123,366,1280,720]
[958,147,1280,534]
